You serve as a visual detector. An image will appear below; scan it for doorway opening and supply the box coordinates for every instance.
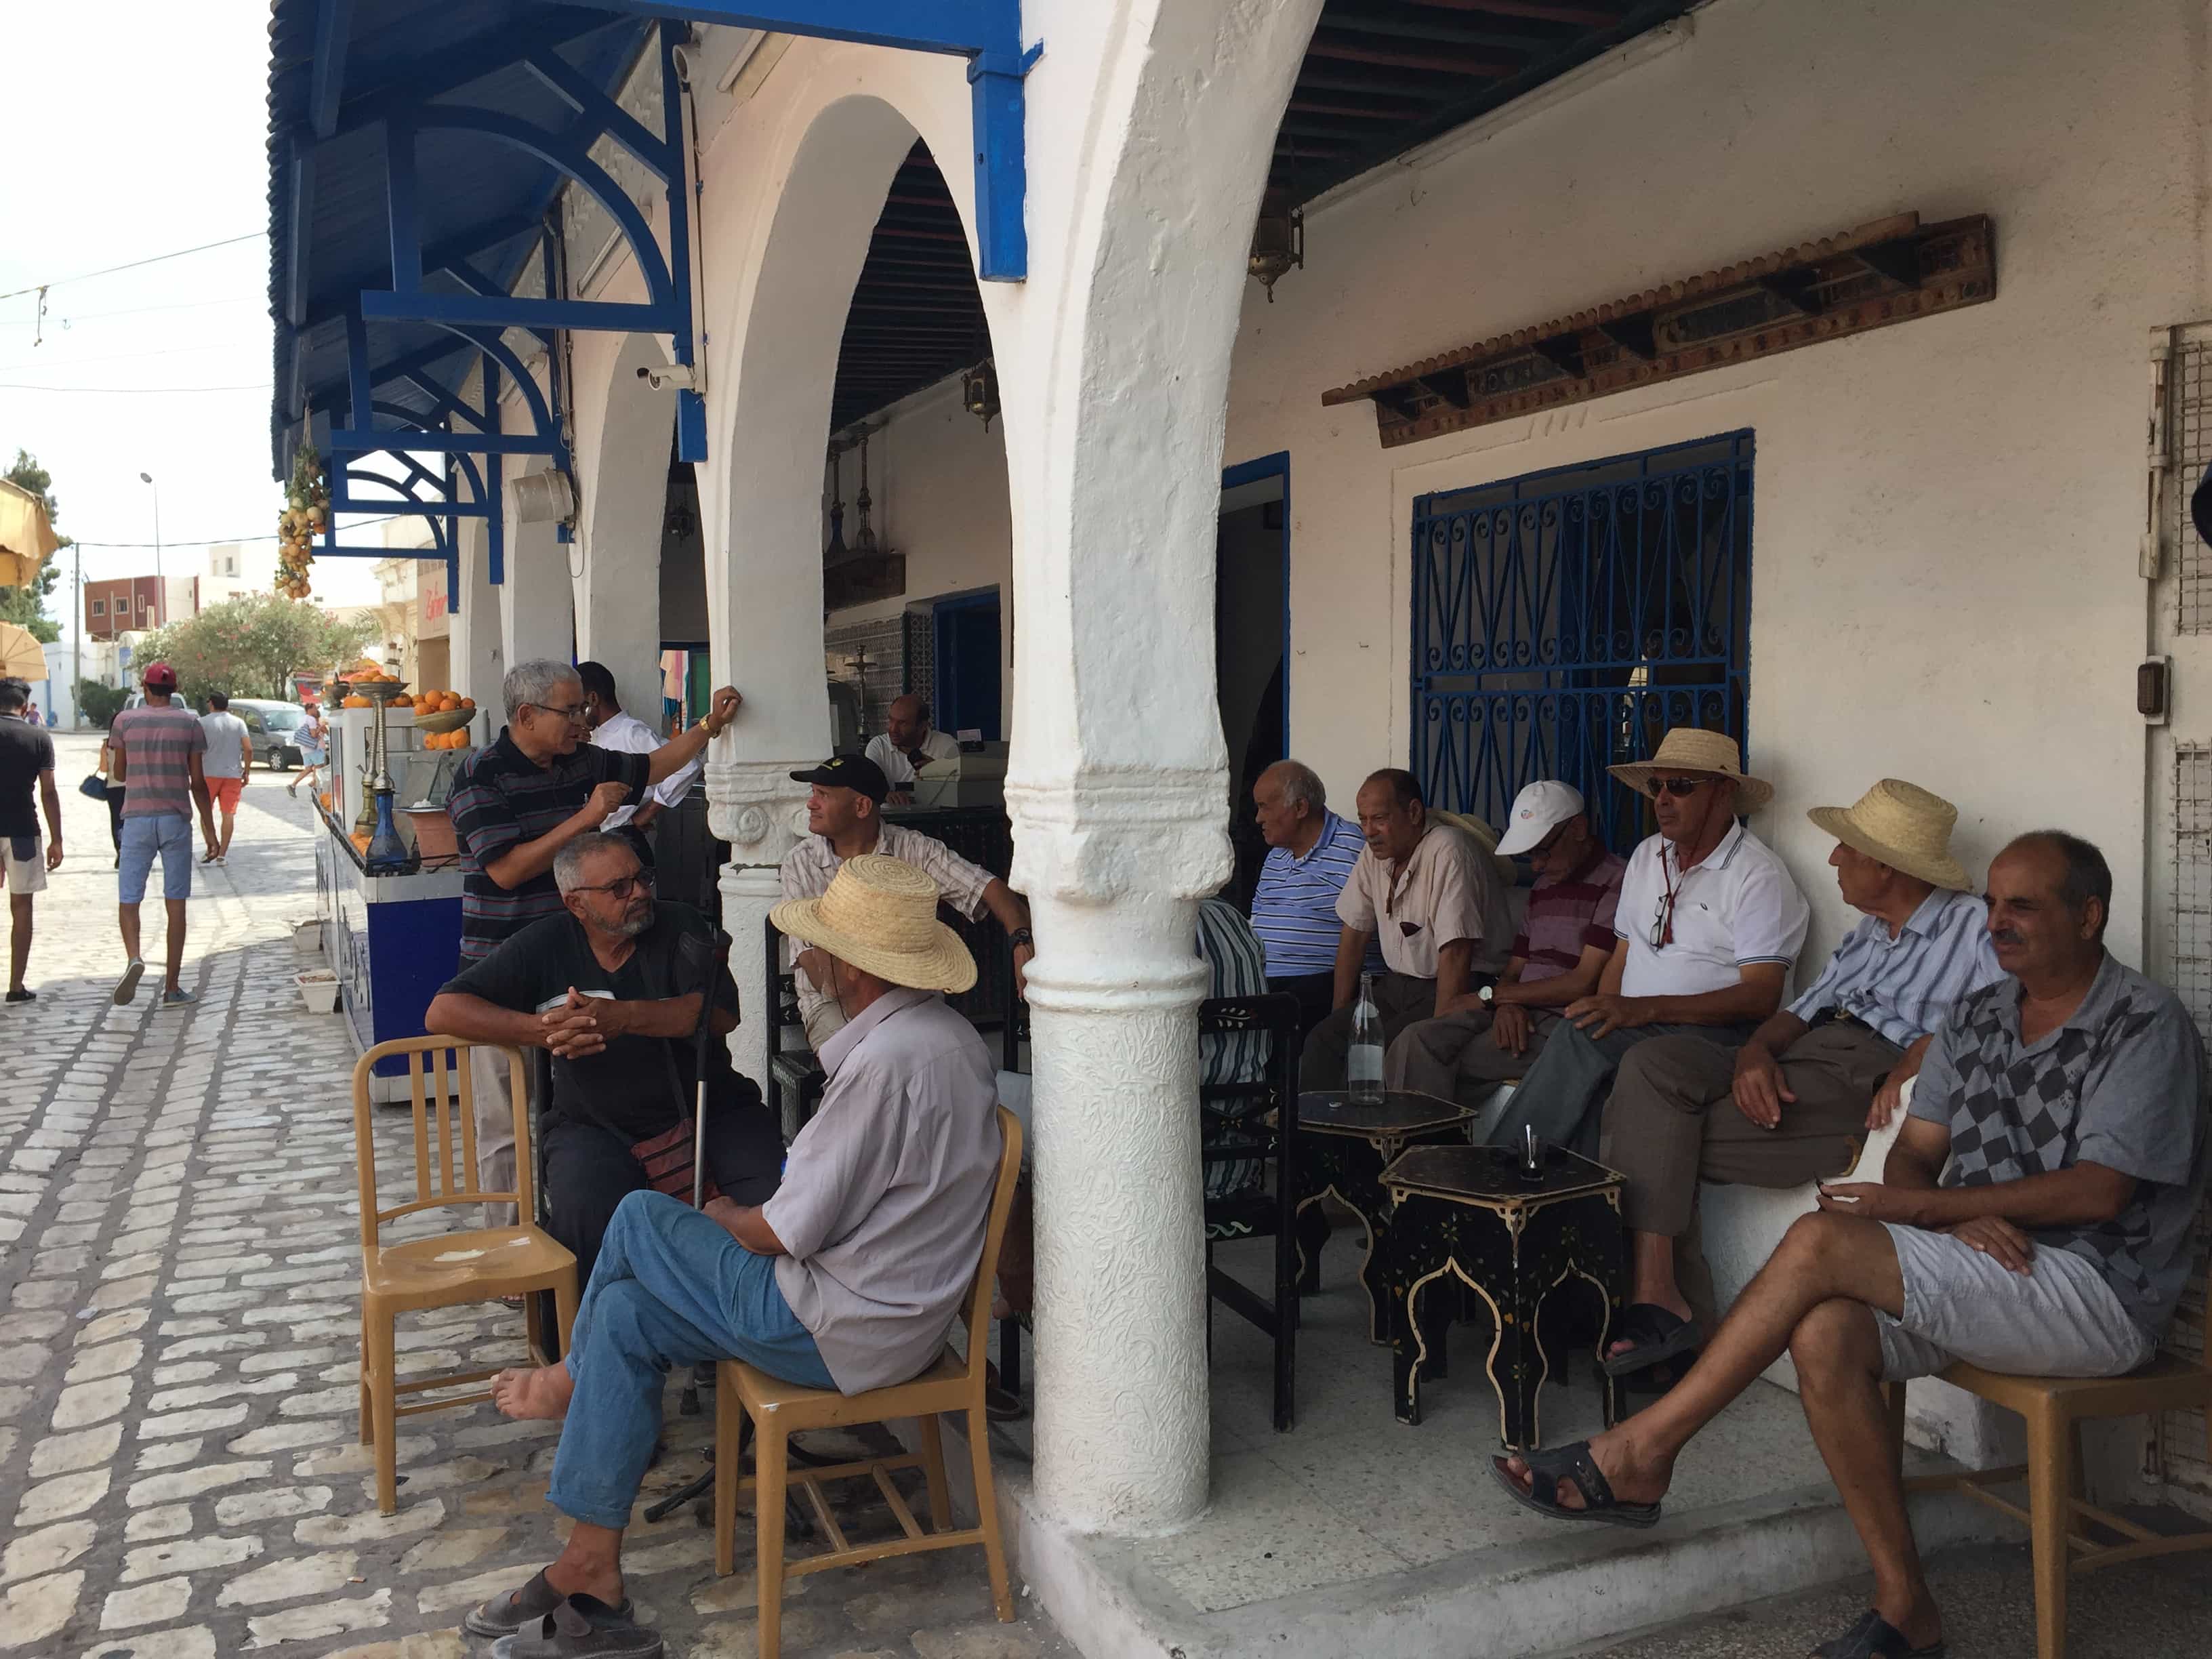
[1218,451,1291,909]
[931,586,1003,741]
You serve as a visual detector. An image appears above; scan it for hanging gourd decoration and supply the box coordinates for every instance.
[274,434,329,600]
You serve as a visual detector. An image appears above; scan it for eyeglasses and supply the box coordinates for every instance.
[1645,776,1711,800]
[1526,822,1570,860]
[529,701,590,725]
[571,867,655,900]
[1650,888,1677,948]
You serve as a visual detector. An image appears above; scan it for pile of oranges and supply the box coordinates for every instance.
[409,688,472,716]
[337,668,405,709]
[422,728,472,750]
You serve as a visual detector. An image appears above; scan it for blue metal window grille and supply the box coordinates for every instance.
[1410,430,1755,855]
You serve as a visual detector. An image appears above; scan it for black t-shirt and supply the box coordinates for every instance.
[440,901,741,1141]
[0,717,56,839]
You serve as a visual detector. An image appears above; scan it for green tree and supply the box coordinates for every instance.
[75,678,129,728]
[1,449,66,644]
[136,594,375,705]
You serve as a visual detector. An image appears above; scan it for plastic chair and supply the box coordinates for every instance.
[352,1037,579,1513]
[713,1105,1023,1659]
[1889,1355,2212,1659]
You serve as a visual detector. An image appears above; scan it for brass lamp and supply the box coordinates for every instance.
[1249,189,1304,302]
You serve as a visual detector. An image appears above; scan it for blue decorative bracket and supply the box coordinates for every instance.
[562,1,1036,280]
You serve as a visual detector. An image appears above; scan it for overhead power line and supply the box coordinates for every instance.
[70,515,403,550]
[0,232,268,303]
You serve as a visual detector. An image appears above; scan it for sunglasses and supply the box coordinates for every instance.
[571,867,655,901]
[1649,888,1677,949]
[1525,821,1571,859]
[1645,776,1713,800]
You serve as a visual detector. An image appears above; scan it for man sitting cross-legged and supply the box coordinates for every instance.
[466,855,1003,1659]
[1594,779,2003,1382]
[1495,831,2208,1659]
[424,831,782,1285]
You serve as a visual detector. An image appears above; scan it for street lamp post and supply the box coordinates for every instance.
[138,470,162,627]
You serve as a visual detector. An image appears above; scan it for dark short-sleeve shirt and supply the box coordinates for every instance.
[1908,956,2209,1337]
[0,718,56,839]
[112,704,207,819]
[1512,847,1628,983]
[438,901,741,1142]
[445,729,651,962]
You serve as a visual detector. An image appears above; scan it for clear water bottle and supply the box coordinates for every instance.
[1347,972,1385,1105]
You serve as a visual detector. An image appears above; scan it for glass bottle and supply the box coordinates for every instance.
[1347,971,1385,1105]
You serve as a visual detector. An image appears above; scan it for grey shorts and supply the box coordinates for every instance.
[1876,1221,2154,1382]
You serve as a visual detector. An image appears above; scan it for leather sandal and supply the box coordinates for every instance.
[462,1569,632,1640]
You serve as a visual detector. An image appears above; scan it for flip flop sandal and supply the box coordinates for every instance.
[492,1599,663,1659]
[1812,1608,1947,1658]
[462,1570,634,1639]
[1488,1441,1662,1529]
[1600,1303,1702,1378]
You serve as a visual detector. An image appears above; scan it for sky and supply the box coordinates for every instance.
[0,0,384,632]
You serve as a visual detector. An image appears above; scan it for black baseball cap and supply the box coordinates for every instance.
[789,754,889,804]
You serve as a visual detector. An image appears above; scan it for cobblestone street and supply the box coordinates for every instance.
[1,735,1067,1659]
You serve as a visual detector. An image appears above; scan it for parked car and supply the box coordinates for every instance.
[232,698,313,770]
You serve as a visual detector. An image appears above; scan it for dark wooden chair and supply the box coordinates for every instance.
[1199,991,1302,1433]
[763,915,828,1140]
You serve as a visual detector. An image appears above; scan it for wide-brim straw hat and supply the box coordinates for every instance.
[769,853,977,994]
[1807,779,1971,891]
[1606,726,1774,811]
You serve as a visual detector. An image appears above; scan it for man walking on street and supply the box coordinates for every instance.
[0,678,62,1004]
[199,691,251,865]
[108,661,216,1007]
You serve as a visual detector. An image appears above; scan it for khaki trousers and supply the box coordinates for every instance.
[469,1042,521,1228]
[1599,1021,1902,1237]
[1384,1006,1561,1105]
[1299,972,1436,1092]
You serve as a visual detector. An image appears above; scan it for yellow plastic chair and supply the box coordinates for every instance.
[353,1037,579,1513]
[714,1105,1022,1659]
[1889,1355,2212,1659]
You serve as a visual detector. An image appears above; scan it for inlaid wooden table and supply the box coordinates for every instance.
[1294,1090,1475,1345]
[1380,1140,1627,1447]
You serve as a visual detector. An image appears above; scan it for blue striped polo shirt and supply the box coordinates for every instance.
[1789,886,2005,1047]
[446,729,651,962]
[1251,811,1386,979]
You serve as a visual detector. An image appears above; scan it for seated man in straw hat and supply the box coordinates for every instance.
[1595,780,2003,1380]
[1496,832,2205,1659]
[468,855,1002,1657]
[1480,727,1809,1159]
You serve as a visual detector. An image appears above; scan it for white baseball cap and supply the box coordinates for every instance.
[1494,780,1586,857]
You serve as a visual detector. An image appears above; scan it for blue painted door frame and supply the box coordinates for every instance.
[931,586,1003,741]
[1220,449,1292,752]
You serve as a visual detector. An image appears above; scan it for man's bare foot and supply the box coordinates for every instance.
[491,1361,575,1421]
[544,1557,626,1607]
[1866,1589,1945,1654]
[1498,1425,1673,1510]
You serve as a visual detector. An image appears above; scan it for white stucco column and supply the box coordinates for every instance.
[1002,0,1328,1533]
[573,333,679,725]
[449,519,504,708]
[500,512,575,673]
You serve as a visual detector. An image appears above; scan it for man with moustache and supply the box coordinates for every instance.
[427,832,782,1283]
[1481,728,1810,1156]
[1496,830,2207,1659]
[1595,780,2003,1380]
[1385,780,1626,1103]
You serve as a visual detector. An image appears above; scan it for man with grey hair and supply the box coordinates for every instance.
[428,832,780,1284]
[1250,758,1380,1037]
[445,660,743,1199]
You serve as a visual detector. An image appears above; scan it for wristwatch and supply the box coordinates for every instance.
[1477,983,1494,1004]
[1008,927,1034,949]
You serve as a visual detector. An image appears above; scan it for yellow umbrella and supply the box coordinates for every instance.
[0,621,48,683]
[0,477,60,590]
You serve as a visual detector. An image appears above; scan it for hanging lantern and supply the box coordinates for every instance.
[823,447,848,565]
[851,433,879,559]
[962,357,1000,432]
[1249,188,1304,303]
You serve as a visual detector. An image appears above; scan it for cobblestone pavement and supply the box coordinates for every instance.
[2,735,1069,1659]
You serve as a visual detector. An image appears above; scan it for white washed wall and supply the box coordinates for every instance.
[1221,0,2212,968]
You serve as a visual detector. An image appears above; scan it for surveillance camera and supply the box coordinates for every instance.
[636,363,698,392]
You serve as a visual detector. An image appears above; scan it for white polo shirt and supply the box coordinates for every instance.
[589,710,699,830]
[1612,819,1810,998]
[865,728,961,789]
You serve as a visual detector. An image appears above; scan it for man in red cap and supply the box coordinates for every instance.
[108,661,217,1006]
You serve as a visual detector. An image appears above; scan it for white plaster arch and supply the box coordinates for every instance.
[571,330,680,725]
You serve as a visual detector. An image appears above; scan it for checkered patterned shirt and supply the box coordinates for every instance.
[1908,956,2209,1336]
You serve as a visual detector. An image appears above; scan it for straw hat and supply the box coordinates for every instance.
[769,853,977,994]
[1807,779,1971,891]
[1606,727,1774,811]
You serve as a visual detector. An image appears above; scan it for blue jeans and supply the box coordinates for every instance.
[118,812,193,904]
[547,1191,832,1530]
